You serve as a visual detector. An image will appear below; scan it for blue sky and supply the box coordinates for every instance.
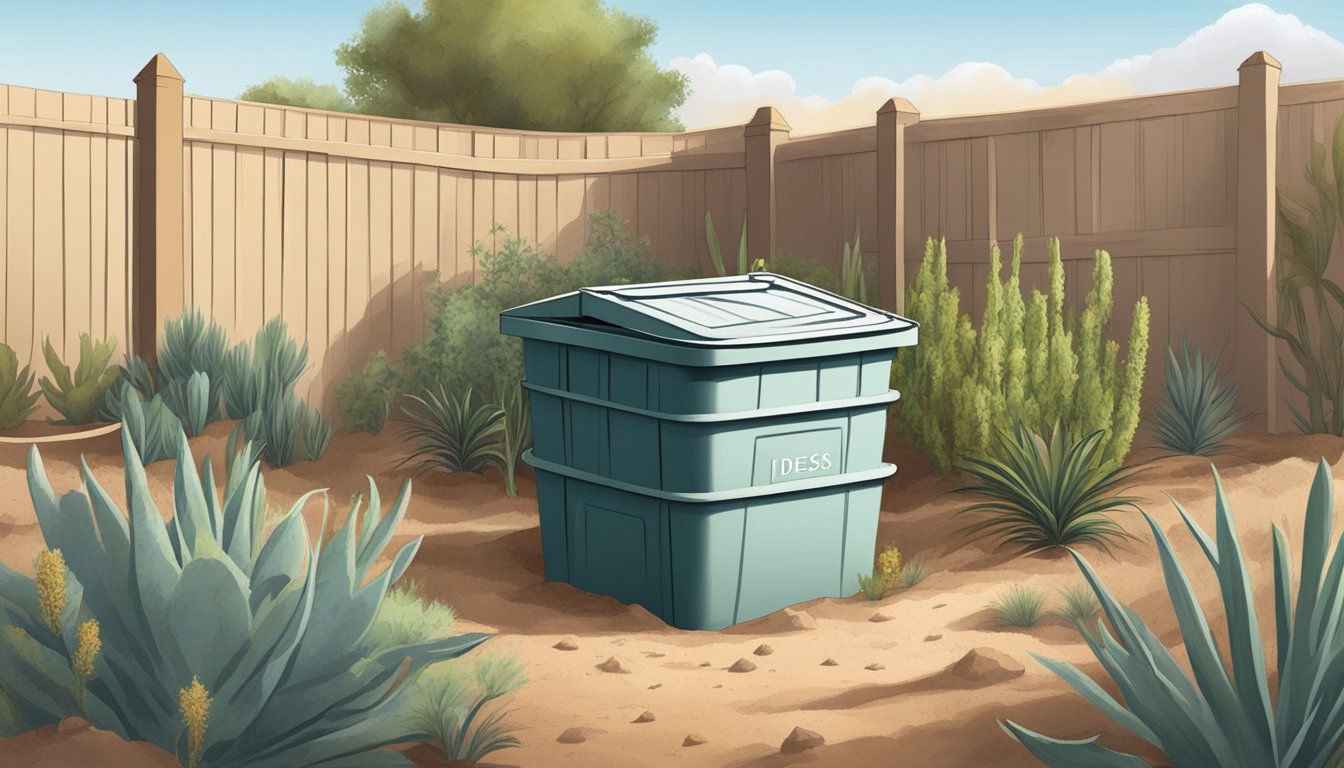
[1,1,1341,130]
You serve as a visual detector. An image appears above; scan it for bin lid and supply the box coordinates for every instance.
[501,273,917,346]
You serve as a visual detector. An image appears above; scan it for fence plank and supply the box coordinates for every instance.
[33,129,64,359]
[236,147,264,333]
[212,143,237,332]
[346,159,371,367]
[63,130,92,352]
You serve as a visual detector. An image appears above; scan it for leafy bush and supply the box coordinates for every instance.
[0,341,40,428]
[954,422,1140,555]
[0,426,490,765]
[398,385,505,475]
[335,350,401,435]
[157,307,228,434]
[992,585,1048,628]
[1002,459,1344,768]
[38,334,119,425]
[363,579,457,654]
[1151,337,1249,456]
[856,570,892,600]
[116,383,187,465]
[1247,115,1344,435]
[899,559,928,588]
[893,235,1150,473]
[408,654,526,764]
[1054,585,1101,625]
[877,543,902,582]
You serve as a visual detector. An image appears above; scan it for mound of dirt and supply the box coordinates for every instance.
[0,718,176,767]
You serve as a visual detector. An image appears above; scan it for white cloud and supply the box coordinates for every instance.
[671,3,1344,134]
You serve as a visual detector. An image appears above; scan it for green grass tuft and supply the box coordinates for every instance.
[899,560,928,588]
[1054,584,1101,625]
[856,570,892,601]
[991,585,1048,628]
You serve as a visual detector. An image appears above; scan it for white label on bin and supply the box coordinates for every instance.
[753,428,843,485]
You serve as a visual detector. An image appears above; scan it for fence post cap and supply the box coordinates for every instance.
[877,98,920,124]
[745,106,790,134]
[134,53,184,84]
[1238,51,1281,71]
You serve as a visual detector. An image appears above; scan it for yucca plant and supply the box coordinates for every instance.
[157,307,228,434]
[1151,337,1250,456]
[116,383,187,465]
[221,317,309,421]
[408,654,526,763]
[0,341,41,428]
[38,334,119,425]
[297,400,333,462]
[1003,458,1344,767]
[491,382,532,497]
[240,391,331,469]
[954,421,1140,555]
[992,585,1049,628]
[397,384,505,475]
[1246,115,1344,435]
[0,424,489,765]
[704,211,748,277]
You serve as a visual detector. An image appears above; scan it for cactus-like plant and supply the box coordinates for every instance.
[1003,459,1344,767]
[116,383,187,465]
[0,342,41,429]
[0,424,489,766]
[158,308,228,434]
[38,334,119,425]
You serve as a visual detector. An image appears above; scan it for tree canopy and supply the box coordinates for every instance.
[239,0,687,132]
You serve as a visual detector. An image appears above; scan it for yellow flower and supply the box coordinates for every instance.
[877,544,902,581]
[74,619,101,679]
[35,549,67,634]
[179,675,211,768]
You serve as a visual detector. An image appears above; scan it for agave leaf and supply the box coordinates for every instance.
[1029,652,1159,746]
[169,550,252,687]
[1000,720,1152,767]
[704,211,726,277]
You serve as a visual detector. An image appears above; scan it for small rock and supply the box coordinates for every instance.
[713,683,723,688]
[947,648,1026,685]
[933,603,947,609]
[753,643,774,656]
[643,651,666,658]
[557,726,598,744]
[728,658,758,673]
[596,656,634,674]
[648,683,662,690]
[633,711,656,723]
[783,607,817,629]
[924,633,942,642]
[865,662,886,671]
[698,661,712,667]
[780,726,826,754]
[869,612,894,623]
[683,733,708,747]
[57,717,92,734]
[553,637,579,651]
[820,658,839,666]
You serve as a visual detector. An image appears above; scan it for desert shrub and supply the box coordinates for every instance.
[0,426,490,765]
[1248,115,1344,435]
[0,341,40,428]
[363,579,457,654]
[954,422,1140,555]
[116,383,187,465]
[157,307,228,434]
[335,349,401,435]
[397,385,505,475]
[38,334,119,425]
[1151,336,1249,456]
[893,235,1150,473]
[856,570,892,600]
[408,654,526,764]
[899,559,928,588]
[1002,459,1344,768]
[877,543,902,582]
[1054,584,1101,625]
[992,585,1048,628]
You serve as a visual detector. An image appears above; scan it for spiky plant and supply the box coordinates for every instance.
[704,211,748,277]
[1002,459,1344,768]
[97,352,157,423]
[0,425,489,765]
[840,218,869,305]
[117,383,187,465]
[1150,337,1250,456]
[899,560,928,588]
[0,342,41,428]
[1054,585,1101,625]
[490,382,532,497]
[408,655,526,763]
[397,385,505,475]
[857,570,892,601]
[157,307,228,434]
[993,585,1049,628]
[38,334,119,425]
[954,422,1140,555]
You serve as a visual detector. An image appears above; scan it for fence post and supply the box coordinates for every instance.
[744,106,789,269]
[1234,51,1281,433]
[132,53,186,371]
[877,98,920,314]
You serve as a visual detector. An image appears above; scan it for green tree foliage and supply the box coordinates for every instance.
[892,235,1149,473]
[237,77,354,112]
[327,0,687,131]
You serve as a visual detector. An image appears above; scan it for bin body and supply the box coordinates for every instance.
[501,273,917,630]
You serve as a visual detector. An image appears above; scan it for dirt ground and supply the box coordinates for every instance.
[2,422,1342,768]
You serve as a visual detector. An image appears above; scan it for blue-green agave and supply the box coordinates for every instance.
[0,426,489,766]
[1002,459,1344,768]
[1150,337,1249,456]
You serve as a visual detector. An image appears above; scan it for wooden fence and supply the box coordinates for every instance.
[1,51,1340,433]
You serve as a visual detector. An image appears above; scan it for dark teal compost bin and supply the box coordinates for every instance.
[500,273,917,630]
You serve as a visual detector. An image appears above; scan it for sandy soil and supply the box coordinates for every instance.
[2,423,1342,768]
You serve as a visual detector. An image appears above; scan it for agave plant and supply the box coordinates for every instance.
[397,384,505,475]
[1150,337,1249,456]
[954,421,1140,555]
[98,352,157,423]
[1002,459,1344,768]
[0,341,40,429]
[158,307,228,433]
[0,424,489,766]
[116,383,186,465]
[38,334,119,425]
